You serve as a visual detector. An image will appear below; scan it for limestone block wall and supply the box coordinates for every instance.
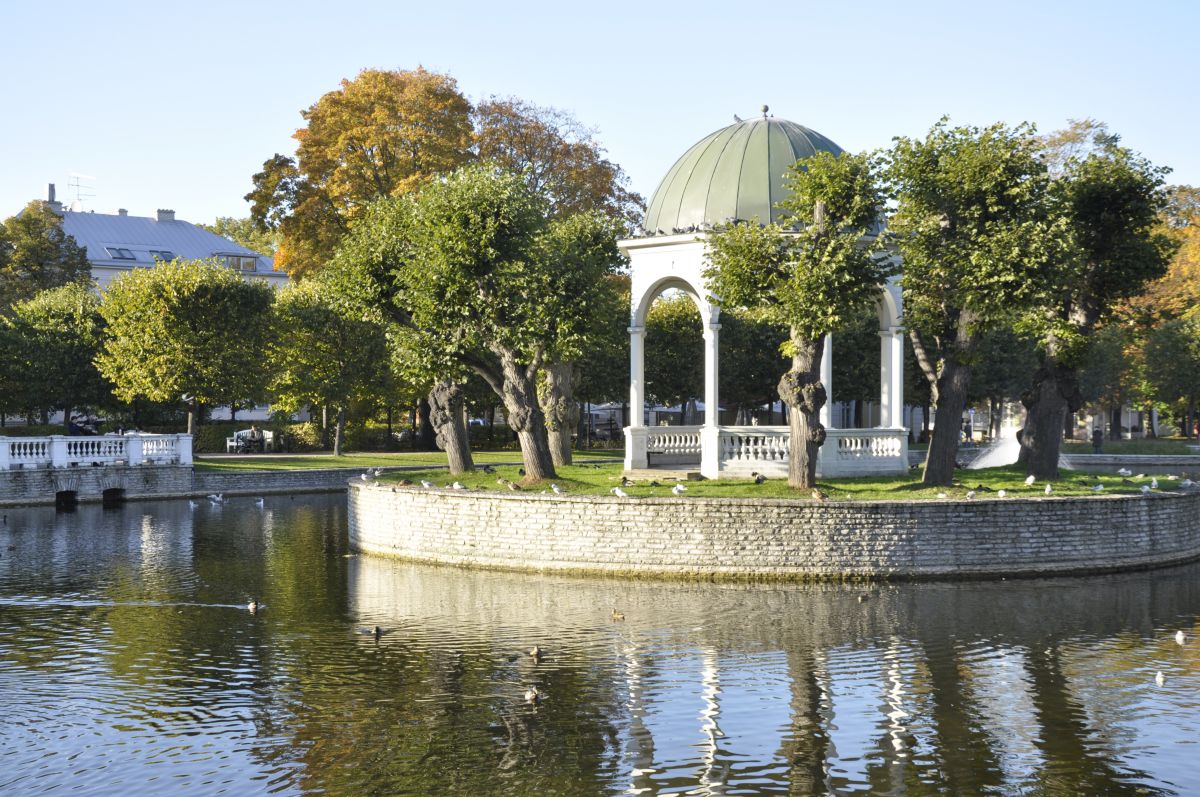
[0,465,193,505]
[348,483,1200,580]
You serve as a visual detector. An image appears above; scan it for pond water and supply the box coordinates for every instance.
[0,495,1198,796]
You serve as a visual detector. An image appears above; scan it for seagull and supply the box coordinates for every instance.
[360,473,372,481]
[611,609,625,621]
[524,686,541,704]
[1140,485,1150,495]
[1182,479,1196,488]
[450,482,465,490]
[255,497,265,508]
[1092,484,1105,492]
[611,487,630,498]
[1044,484,1053,495]
[997,490,1007,498]
[247,600,259,613]
[1025,475,1036,486]
[1151,478,1159,489]
[420,480,434,489]
[372,468,385,476]
[1117,467,1133,477]
[550,483,563,494]
[1176,630,1187,645]
[1156,670,1166,686]
[966,490,976,499]
[672,484,687,495]
[188,499,198,509]
[207,493,224,504]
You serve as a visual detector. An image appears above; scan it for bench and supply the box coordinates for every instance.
[226,429,275,453]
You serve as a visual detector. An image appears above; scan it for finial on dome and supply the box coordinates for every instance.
[762,104,769,118]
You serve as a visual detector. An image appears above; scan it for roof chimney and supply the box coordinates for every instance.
[156,208,175,222]
[46,183,63,214]
[118,208,128,217]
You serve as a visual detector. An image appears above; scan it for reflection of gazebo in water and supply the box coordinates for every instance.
[623,111,909,478]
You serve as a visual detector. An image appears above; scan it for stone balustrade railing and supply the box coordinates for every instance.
[0,434,193,470]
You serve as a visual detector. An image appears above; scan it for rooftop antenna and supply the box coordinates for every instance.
[67,172,96,211]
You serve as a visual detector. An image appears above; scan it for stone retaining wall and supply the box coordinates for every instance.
[348,483,1200,580]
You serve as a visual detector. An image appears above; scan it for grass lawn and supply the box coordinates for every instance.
[193,449,621,472]
[1063,437,1199,455]
[375,462,1193,502]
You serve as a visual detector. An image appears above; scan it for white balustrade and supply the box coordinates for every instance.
[0,434,193,469]
[644,425,702,466]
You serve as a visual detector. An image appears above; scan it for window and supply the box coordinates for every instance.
[223,255,258,272]
[149,250,175,261]
[105,247,135,260]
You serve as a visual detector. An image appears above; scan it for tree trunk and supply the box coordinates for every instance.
[1063,409,1074,440]
[62,404,72,433]
[923,360,974,485]
[415,397,437,451]
[539,361,579,467]
[497,352,556,481]
[778,331,827,489]
[1109,406,1121,441]
[333,406,346,456]
[1018,363,1072,480]
[1147,410,1158,438]
[428,379,474,475]
[186,399,198,436]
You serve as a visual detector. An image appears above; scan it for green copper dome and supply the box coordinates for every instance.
[642,114,843,233]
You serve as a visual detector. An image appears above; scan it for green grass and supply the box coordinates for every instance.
[1063,437,1199,455]
[375,462,1190,502]
[193,449,620,473]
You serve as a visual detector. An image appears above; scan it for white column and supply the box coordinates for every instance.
[890,328,905,430]
[702,324,720,427]
[177,434,193,466]
[49,436,68,467]
[0,439,9,470]
[126,436,144,466]
[879,329,892,427]
[628,325,645,428]
[700,323,722,479]
[820,334,834,428]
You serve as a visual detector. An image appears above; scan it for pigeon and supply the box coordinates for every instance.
[966,490,976,499]
[450,482,465,490]
[1117,467,1133,477]
[1025,475,1036,486]
[611,487,630,498]
[1044,484,1053,495]
[518,468,526,476]
[812,488,828,501]
[997,490,1007,498]
[1151,478,1159,489]
[1176,630,1187,645]
[755,474,767,485]
[550,483,563,494]
[481,464,495,474]
[420,480,434,489]
[672,484,687,495]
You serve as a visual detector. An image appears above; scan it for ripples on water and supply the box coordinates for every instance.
[0,496,1197,795]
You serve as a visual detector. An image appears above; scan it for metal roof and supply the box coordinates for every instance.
[59,210,278,274]
[643,115,843,233]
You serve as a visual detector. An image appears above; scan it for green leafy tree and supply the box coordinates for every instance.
[5,283,112,430]
[830,311,883,426]
[248,67,474,277]
[97,259,274,435]
[199,217,278,257]
[268,278,391,455]
[886,119,1058,485]
[1144,311,1200,437]
[1077,324,1135,438]
[967,326,1039,439]
[0,201,91,312]
[644,294,703,411]
[1017,132,1175,477]
[706,150,892,488]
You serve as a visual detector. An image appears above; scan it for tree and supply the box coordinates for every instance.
[644,294,703,410]
[706,151,892,488]
[1017,134,1175,477]
[886,120,1057,485]
[967,327,1039,440]
[1121,185,1200,326]
[4,284,112,429]
[247,67,474,277]
[0,201,91,312]
[475,97,644,225]
[97,260,274,435]
[1078,324,1136,438]
[1144,312,1200,437]
[268,278,391,455]
[199,217,278,257]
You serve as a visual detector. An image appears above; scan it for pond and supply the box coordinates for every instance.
[0,495,1197,796]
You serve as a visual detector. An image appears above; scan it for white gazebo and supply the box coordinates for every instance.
[623,112,908,479]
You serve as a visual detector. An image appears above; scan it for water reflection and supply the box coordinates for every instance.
[0,496,1196,795]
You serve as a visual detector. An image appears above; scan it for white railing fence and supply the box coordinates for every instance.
[0,434,193,470]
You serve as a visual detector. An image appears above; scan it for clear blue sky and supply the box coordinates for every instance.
[2,0,1196,223]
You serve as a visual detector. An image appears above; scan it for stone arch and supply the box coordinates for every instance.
[631,275,719,329]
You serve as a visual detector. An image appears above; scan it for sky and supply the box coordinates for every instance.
[2,0,1197,223]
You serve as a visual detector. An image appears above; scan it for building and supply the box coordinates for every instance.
[45,184,288,290]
